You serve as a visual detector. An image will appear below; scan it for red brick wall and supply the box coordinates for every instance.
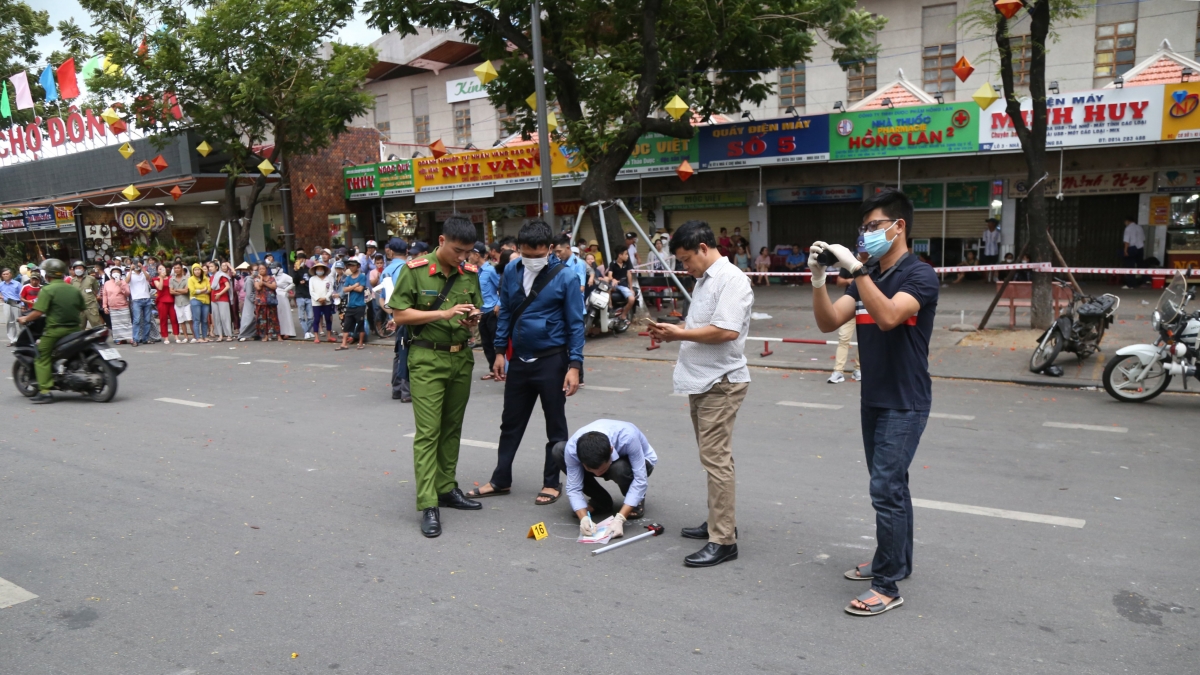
[287,127,382,252]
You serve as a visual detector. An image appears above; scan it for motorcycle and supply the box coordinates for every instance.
[11,317,126,402]
[1029,288,1119,374]
[584,280,631,337]
[1102,272,1199,402]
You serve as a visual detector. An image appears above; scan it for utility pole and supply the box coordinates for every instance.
[530,0,554,221]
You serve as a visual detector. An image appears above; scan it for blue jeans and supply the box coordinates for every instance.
[295,297,313,335]
[190,300,210,339]
[131,298,154,343]
[861,406,929,597]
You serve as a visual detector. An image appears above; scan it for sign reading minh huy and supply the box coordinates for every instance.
[413,144,585,192]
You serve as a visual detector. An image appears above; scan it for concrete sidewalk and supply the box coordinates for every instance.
[584,279,1194,392]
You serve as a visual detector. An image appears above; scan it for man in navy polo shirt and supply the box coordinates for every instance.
[809,188,938,618]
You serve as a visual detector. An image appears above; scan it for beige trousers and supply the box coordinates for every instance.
[689,378,749,545]
[833,319,857,373]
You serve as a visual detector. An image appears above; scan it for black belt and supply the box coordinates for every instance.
[518,345,566,360]
[410,339,469,353]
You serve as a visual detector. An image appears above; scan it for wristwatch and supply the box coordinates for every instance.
[851,265,869,278]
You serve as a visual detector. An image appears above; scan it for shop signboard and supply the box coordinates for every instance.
[22,206,55,231]
[619,132,700,176]
[830,103,978,161]
[980,85,1163,151]
[54,205,76,230]
[377,159,415,196]
[446,76,491,104]
[1008,170,1154,198]
[660,192,746,210]
[946,181,991,208]
[1157,169,1200,193]
[0,107,148,165]
[698,115,829,168]
[413,143,584,193]
[344,164,381,200]
[0,208,26,233]
[1149,195,1171,226]
[766,185,863,204]
[1162,83,1200,141]
[903,183,943,210]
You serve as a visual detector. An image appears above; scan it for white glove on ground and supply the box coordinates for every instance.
[579,515,597,537]
[808,241,828,288]
[824,243,863,274]
[610,513,626,539]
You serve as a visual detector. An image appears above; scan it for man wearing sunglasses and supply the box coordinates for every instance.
[808,188,938,618]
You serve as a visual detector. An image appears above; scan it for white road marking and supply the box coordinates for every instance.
[361,367,392,373]
[174,352,196,356]
[671,393,688,397]
[584,386,630,392]
[929,412,976,420]
[305,363,339,368]
[777,401,844,410]
[0,577,38,608]
[403,432,497,449]
[155,398,214,408]
[255,359,288,364]
[912,498,1086,528]
[211,356,238,360]
[1043,421,1128,433]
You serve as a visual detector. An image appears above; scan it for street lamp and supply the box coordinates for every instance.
[881,98,894,109]
[833,100,844,112]
[784,106,799,118]
[1114,76,1124,89]
[1049,81,1060,94]
[933,91,944,104]
[741,111,754,121]
[1183,67,1194,83]
[387,154,399,161]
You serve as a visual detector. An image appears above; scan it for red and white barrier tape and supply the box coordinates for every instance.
[636,264,1200,278]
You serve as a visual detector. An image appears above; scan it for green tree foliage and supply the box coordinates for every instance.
[366,0,882,242]
[80,0,376,261]
[961,0,1088,329]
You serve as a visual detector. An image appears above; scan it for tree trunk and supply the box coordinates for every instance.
[578,154,628,263]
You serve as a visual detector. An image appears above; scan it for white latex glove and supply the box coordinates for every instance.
[807,241,828,289]
[579,515,597,537]
[824,243,863,274]
[610,513,626,539]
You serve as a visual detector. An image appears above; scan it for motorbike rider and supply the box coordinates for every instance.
[17,259,84,404]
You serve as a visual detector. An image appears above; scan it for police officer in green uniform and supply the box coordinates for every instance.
[18,259,84,404]
[69,261,103,328]
[387,216,485,537]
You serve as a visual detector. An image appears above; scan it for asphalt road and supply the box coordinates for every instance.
[1,340,1197,674]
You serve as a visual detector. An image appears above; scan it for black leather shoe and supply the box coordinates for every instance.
[680,522,737,540]
[438,487,482,510]
[30,392,55,404]
[684,542,738,568]
[420,507,442,538]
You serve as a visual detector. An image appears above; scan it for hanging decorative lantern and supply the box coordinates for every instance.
[973,81,1001,110]
[196,140,213,157]
[525,92,538,109]
[169,185,183,201]
[952,56,975,83]
[118,142,135,159]
[109,119,127,135]
[676,159,695,182]
[473,60,498,85]
[546,112,559,132]
[429,139,447,158]
[664,95,690,121]
[136,160,152,176]
[257,158,275,176]
[994,0,1023,20]
[151,154,169,172]
[121,185,141,201]
[304,183,318,199]
[100,107,121,125]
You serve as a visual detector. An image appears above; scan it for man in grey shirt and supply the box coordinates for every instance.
[648,220,753,568]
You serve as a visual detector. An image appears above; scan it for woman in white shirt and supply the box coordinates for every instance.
[308,262,336,343]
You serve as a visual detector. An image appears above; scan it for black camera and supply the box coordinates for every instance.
[815,247,841,267]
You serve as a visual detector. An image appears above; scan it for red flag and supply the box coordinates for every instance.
[57,58,79,99]
[163,92,182,120]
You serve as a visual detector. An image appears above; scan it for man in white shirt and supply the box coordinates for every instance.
[1122,216,1146,289]
[625,232,639,267]
[981,218,1002,282]
[126,261,155,345]
[648,220,753,568]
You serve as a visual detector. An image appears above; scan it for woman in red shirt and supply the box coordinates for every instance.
[152,264,181,343]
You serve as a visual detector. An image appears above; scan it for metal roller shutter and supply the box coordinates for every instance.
[945,209,991,238]
[769,202,862,250]
[668,207,750,234]
[908,211,945,238]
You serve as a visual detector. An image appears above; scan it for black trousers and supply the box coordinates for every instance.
[478,309,498,369]
[391,326,410,398]
[490,350,569,491]
[551,441,654,515]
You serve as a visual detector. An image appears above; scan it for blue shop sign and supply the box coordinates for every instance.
[699,115,829,169]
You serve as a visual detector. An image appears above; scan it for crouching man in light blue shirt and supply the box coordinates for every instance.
[551,419,658,539]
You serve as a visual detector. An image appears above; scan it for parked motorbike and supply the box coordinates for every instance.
[11,317,126,402]
[1029,289,1119,374]
[585,280,631,337]
[1102,272,1199,402]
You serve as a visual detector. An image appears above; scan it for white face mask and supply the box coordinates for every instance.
[523,256,549,273]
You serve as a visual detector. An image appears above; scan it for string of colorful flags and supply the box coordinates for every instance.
[1,54,122,118]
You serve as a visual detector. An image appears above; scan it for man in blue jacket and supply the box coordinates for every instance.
[466,220,585,505]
